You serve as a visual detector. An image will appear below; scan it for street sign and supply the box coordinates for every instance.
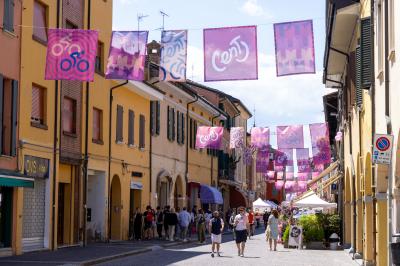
[373,134,394,165]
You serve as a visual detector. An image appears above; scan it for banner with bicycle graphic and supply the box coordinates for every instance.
[45,29,98,81]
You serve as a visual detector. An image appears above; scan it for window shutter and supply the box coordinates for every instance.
[181,113,185,145]
[3,0,14,32]
[11,80,18,156]
[31,86,40,122]
[355,47,363,106]
[167,106,171,140]
[156,101,160,135]
[172,108,175,141]
[189,118,193,148]
[116,105,123,142]
[139,114,145,148]
[193,121,197,149]
[0,74,3,153]
[361,17,372,89]
[176,111,180,144]
[150,102,155,136]
[92,108,100,141]
[128,110,134,145]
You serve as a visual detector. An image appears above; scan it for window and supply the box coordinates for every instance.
[0,74,18,156]
[128,110,134,146]
[33,1,48,43]
[190,118,197,149]
[167,106,175,141]
[139,114,145,149]
[150,101,160,136]
[62,97,76,135]
[92,108,102,143]
[95,41,104,74]
[116,105,123,142]
[31,84,46,127]
[177,111,185,145]
[3,0,14,32]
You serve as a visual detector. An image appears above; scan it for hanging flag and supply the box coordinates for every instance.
[195,126,224,149]
[250,127,270,148]
[274,20,315,76]
[277,125,304,149]
[266,171,275,181]
[160,30,188,81]
[286,171,295,180]
[297,181,308,192]
[277,172,284,180]
[230,127,245,149]
[297,172,311,181]
[204,26,258,81]
[256,149,269,173]
[275,149,293,169]
[285,181,296,192]
[105,31,148,80]
[243,145,256,165]
[309,123,331,165]
[45,29,98,81]
[275,180,285,190]
[296,148,311,173]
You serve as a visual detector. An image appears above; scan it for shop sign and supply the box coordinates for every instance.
[288,225,303,248]
[130,181,143,190]
[24,155,49,178]
[373,134,394,165]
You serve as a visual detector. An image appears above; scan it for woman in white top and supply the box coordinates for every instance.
[233,206,249,257]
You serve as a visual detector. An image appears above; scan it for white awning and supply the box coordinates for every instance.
[294,193,337,209]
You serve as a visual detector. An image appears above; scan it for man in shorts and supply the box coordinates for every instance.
[209,211,224,257]
[234,207,249,257]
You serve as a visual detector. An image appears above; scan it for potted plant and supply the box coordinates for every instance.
[282,225,290,248]
[299,214,325,249]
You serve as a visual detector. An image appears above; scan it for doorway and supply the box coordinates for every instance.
[57,183,72,245]
[0,187,12,248]
[129,189,141,238]
[159,181,168,208]
[110,176,121,240]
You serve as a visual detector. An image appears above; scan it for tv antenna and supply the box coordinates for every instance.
[137,13,149,32]
[253,105,256,127]
[160,10,169,31]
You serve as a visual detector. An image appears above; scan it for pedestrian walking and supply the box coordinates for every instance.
[229,209,237,240]
[197,209,206,244]
[155,206,163,239]
[209,211,224,257]
[167,208,178,241]
[163,206,170,240]
[179,207,191,242]
[248,209,255,239]
[234,206,249,257]
[189,206,197,239]
[205,210,212,235]
[263,211,269,229]
[143,205,154,240]
[133,208,143,240]
[175,207,181,240]
[266,209,280,251]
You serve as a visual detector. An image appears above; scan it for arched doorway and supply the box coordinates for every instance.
[110,175,121,240]
[157,170,172,208]
[173,176,184,209]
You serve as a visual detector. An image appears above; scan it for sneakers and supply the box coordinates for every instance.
[217,252,221,257]
[211,253,214,258]
[240,254,244,257]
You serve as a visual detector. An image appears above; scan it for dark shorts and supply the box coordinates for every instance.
[144,221,152,229]
[235,230,247,243]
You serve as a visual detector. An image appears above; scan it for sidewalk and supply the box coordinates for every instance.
[0,230,234,266]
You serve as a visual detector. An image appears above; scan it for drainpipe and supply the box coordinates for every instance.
[51,0,61,251]
[107,80,128,241]
[185,94,198,204]
[82,0,91,247]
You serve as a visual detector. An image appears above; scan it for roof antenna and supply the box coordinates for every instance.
[137,13,149,53]
[253,104,256,127]
[160,10,169,31]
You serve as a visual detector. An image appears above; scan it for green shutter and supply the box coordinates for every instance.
[11,80,18,156]
[150,102,155,136]
[355,47,363,106]
[361,17,372,89]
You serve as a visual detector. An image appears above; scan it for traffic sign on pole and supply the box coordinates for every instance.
[372,134,394,165]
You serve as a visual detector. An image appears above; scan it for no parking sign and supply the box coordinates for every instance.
[373,134,394,165]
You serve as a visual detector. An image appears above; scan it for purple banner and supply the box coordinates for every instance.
[256,149,269,173]
[286,171,295,180]
[243,145,257,165]
[285,181,296,192]
[297,181,308,192]
[310,123,331,165]
[160,30,188,81]
[275,149,293,168]
[105,31,148,80]
[275,180,285,190]
[230,127,245,149]
[204,26,258,81]
[297,172,311,181]
[277,125,304,149]
[45,29,98,81]
[250,127,270,148]
[274,20,315,76]
[296,148,311,173]
[195,126,224,149]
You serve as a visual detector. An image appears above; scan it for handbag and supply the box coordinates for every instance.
[265,226,271,240]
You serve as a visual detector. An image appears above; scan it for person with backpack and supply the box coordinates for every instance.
[197,209,206,244]
[155,206,163,239]
[143,205,154,240]
[209,211,224,257]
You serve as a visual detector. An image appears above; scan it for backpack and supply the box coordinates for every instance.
[146,211,154,222]
[157,212,164,223]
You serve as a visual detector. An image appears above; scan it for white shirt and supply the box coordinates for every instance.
[234,213,248,231]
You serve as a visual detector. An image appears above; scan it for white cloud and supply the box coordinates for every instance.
[240,0,270,17]
[116,0,136,5]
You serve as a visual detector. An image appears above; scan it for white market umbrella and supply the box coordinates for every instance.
[253,198,271,208]
[293,193,337,209]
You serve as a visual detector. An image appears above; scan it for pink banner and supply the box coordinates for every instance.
[160,30,188,81]
[286,171,294,180]
[285,181,296,192]
[45,29,98,81]
[297,173,311,181]
[230,127,245,149]
[277,172,284,180]
[277,125,304,149]
[105,31,148,80]
[296,148,311,173]
[275,180,285,190]
[297,181,308,192]
[204,26,258,81]
[243,145,256,165]
[310,123,331,165]
[250,127,269,148]
[275,149,293,168]
[266,171,275,181]
[274,20,315,76]
[256,149,269,173]
[195,126,224,149]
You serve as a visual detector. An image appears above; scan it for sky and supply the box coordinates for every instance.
[112,0,333,149]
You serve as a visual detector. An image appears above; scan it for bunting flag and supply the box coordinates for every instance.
[230,127,245,149]
[250,127,270,148]
[105,31,148,80]
[296,148,311,173]
[243,145,257,165]
[160,30,188,81]
[45,29,98,81]
[275,149,293,169]
[286,171,295,181]
[195,126,224,149]
[274,20,315,76]
[297,181,308,192]
[297,172,311,181]
[256,149,269,173]
[309,123,331,165]
[204,26,258,81]
[285,181,296,192]
[275,180,285,190]
[277,125,304,149]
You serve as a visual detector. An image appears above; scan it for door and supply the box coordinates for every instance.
[57,184,65,245]
[0,187,12,248]
[160,182,168,208]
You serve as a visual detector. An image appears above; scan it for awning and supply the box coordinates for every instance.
[0,173,34,188]
[200,185,223,205]
[308,161,339,187]
[294,193,337,209]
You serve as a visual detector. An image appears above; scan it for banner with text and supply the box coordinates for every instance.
[160,30,188,81]
[195,126,224,149]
